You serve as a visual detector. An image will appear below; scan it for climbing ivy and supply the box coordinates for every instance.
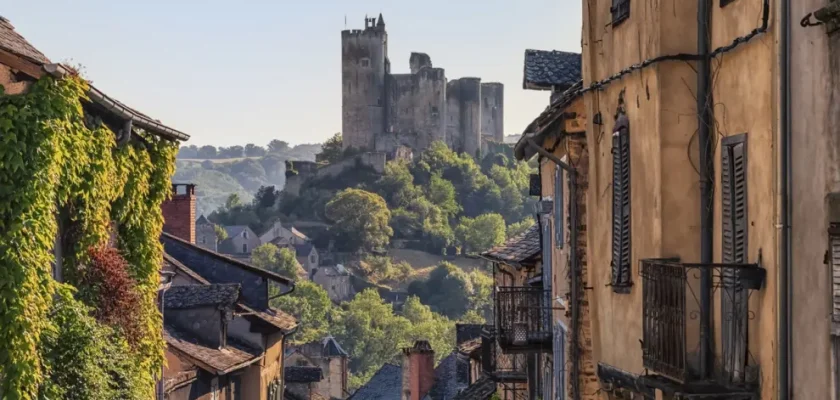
[0,74,178,399]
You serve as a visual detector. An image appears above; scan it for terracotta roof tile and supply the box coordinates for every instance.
[481,224,541,266]
[165,325,261,374]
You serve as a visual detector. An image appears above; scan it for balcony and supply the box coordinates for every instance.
[640,259,765,385]
[481,330,528,383]
[495,286,552,352]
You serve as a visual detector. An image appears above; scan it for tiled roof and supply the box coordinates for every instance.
[165,325,261,374]
[196,215,210,225]
[163,252,210,284]
[294,243,315,256]
[285,366,323,383]
[164,284,240,309]
[523,49,581,91]
[427,352,465,400]
[480,224,541,266]
[347,363,402,400]
[322,336,349,357]
[514,81,584,161]
[0,16,49,64]
[453,377,495,400]
[224,225,251,238]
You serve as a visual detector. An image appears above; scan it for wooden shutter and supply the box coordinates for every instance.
[611,120,631,292]
[721,134,748,383]
[555,166,564,249]
[553,323,567,400]
[542,215,553,292]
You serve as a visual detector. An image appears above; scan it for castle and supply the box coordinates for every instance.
[341,14,504,158]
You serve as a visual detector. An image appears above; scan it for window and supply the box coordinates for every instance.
[542,214,553,292]
[310,254,317,264]
[554,165,564,249]
[360,58,370,67]
[610,114,631,292]
[553,323,567,400]
[720,133,748,382]
[242,231,248,239]
[830,223,840,400]
[720,0,737,7]
[611,0,630,26]
[242,243,248,253]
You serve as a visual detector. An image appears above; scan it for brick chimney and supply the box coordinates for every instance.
[161,183,196,243]
[401,340,435,400]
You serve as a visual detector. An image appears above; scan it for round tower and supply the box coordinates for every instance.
[341,15,388,151]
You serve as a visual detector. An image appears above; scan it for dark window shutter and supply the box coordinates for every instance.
[721,134,748,383]
[829,224,840,335]
[555,166,564,248]
[611,119,631,292]
[530,173,542,196]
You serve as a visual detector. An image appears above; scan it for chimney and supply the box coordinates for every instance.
[401,340,435,400]
[161,183,196,243]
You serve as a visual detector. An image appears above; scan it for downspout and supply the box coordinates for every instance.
[779,0,792,396]
[278,325,299,399]
[526,139,579,400]
[697,0,714,379]
[157,271,175,400]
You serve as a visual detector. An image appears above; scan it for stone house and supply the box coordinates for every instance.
[161,186,298,400]
[293,243,319,273]
[287,336,350,399]
[195,215,218,252]
[310,265,353,303]
[260,220,310,247]
[219,225,261,256]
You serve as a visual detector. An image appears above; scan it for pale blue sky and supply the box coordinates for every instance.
[4,1,581,147]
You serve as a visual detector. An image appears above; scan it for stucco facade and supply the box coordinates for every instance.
[575,0,794,398]
[341,15,504,157]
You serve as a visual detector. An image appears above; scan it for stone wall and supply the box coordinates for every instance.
[341,25,387,151]
[480,82,504,142]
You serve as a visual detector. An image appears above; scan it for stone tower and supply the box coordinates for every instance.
[341,14,388,151]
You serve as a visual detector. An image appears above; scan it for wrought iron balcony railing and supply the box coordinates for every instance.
[640,259,765,384]
[495,286,553,352]
[481,329,528,383]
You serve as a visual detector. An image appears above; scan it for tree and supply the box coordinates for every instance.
[253,185,279,210]
[270,281,334,343]
[316,133,343,164]
[225,193,243,210]
[218,145,244,159]
[177,145,199,159]
[455,213,506,254]
[197,145,218,159]
[244,143,267,157]
[506,219,535,239]
[268,139,290,153]
[213,224,228,242]
[373,161,421,208]
[427,173,459,219]
[407,262,472,318]
[325,189,393,252]
[251,244,304,279]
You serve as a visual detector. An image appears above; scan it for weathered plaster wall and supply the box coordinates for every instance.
[480,82,504,142]
[789,0,833,398]
[342,27,387,151]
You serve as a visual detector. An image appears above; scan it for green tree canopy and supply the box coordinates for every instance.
[316,133,343,164]
[270,281,335,344]
[455,213,506,254]
[251,244,304,279]
[325,189,393,252]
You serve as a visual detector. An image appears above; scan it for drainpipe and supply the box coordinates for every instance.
[525,139,579,400]
[697,0,714,380]
[779,0,792,396]
[157,271,175,400]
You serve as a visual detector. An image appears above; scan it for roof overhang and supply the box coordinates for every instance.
[514,81,584,161]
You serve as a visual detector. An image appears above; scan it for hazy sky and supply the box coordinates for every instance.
[4,1,582,147]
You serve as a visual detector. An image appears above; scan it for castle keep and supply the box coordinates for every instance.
[341,14,504,158]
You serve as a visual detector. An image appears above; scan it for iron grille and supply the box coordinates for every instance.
[481,329,528,383]
[640,259,765,383]
[496,287,553,352]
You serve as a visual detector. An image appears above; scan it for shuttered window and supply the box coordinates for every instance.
[542,215,553,292]
[611,0,630,26]
[721,133,748,383]
[611,116,631,292]
[553,322,567,400]
[830,224,840,334]
[555,165,564,249]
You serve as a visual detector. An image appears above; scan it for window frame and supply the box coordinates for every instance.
[611,0,631,26]
[610,114,632,293]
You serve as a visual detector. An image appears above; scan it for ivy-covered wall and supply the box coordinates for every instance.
[0,75,178,399]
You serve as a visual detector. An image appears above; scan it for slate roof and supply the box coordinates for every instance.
[164,325,261,374]
[514,81,584,161]
[284,366,323,383]
[480,224,541,266]
[455,324,490,345]
[523,49,581,91]
[452,377,495,400]
[347,363,402,400]
[426,352,465,400]
[224,225,251,238]
[164,284,240,309]
[322,336,349,357]
[196,215,210,225]
[0,16,49,64]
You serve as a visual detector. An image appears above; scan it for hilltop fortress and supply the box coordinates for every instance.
[341,14,504,158]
